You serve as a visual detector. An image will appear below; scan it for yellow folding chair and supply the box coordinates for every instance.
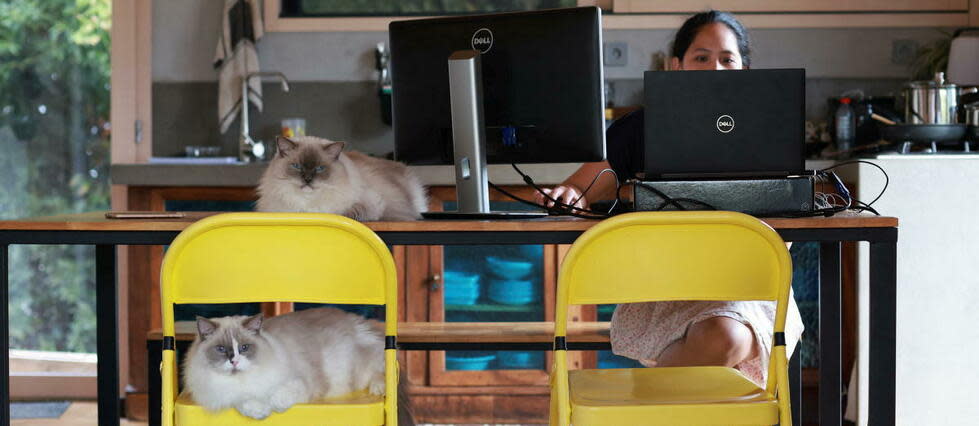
[551,211,793,425]
[159,212,400,425]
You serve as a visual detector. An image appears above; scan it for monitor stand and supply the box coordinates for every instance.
[421,50,547,220]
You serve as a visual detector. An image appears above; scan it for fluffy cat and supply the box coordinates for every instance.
[256,135,427,220]
[183,307,413,424]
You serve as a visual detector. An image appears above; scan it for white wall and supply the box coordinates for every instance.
[153,0,949,82]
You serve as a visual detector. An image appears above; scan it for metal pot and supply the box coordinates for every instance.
[965,102,979,126]
[903,72,978,124]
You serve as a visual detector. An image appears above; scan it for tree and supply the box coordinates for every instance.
[0,0,111,353]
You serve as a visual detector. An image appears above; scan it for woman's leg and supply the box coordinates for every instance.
[650,316,759,368]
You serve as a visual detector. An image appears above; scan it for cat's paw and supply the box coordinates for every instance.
[237,400,273,420]
[368,378,386,396]
[270,382,306,413]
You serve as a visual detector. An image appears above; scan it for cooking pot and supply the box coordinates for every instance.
[964,102,979,126]
[904,72,978,124]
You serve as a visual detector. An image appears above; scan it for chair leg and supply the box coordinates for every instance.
[790,349,801,426]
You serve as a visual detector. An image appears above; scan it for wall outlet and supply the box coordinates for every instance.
[604,41,628,66]
[892,39,919,65]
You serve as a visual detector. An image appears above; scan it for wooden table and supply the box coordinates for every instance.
[0,211,898,426]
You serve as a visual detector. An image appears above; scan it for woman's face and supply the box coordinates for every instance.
[671,22,745,71]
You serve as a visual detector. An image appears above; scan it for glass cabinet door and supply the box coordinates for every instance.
[428,199,553,386]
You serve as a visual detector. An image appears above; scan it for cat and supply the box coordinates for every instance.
[256,135,427,221]
[183,307,414,424]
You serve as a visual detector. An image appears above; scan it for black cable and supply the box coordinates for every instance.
[487,181,608,219]
[820,160,889,207]
[508,164,620,217]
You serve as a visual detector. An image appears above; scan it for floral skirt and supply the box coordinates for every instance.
[610,294,804,386]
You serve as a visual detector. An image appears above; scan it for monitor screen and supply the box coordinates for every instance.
[389,7,606,165]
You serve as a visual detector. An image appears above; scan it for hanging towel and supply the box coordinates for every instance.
[215,0,264,134]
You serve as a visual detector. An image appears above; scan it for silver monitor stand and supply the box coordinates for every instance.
[421,50,547,220]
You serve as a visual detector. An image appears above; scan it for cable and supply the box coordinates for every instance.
[506,164,622,218]
[486,181,608,219]
[820,160,889,207]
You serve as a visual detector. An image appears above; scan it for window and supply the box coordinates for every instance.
[280,0,577,17]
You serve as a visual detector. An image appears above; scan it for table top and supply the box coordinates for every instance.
[0,211,897,232]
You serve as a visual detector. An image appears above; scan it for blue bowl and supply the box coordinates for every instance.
[486,256,534,280]
[487,279,538,305]
[444,270,480,287]
[446,354,496,370]
[497,351,545,369]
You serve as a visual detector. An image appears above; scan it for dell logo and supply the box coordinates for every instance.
[471,28,494,54]
[716,115,735,133]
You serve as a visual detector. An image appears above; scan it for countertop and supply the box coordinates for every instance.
[110,160,839,187]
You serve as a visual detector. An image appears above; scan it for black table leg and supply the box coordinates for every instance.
[790,349,801,426]
[820,242,842,426]
[2,244,9,426]
[96,245,120,426]
[869,241,896,426]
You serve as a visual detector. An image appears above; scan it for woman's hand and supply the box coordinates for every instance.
[534,185,588,211]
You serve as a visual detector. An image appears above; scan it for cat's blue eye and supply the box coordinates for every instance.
[215,345,226,353]
[239,344,249,352]
[290,163,301,170]
[315,166,325,173]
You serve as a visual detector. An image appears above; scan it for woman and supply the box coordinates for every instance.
[537,10,804,386]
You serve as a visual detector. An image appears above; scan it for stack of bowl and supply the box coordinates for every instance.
[443,270,481,305]
[485,256,537,305]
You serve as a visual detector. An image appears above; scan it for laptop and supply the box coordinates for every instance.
[641,69,805,180]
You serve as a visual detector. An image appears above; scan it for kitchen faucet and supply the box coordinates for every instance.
[239,71,290,162]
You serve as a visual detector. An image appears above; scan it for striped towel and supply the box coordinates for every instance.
[214,0,264,133]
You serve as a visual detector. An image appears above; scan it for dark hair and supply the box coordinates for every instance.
[671,10,751,67]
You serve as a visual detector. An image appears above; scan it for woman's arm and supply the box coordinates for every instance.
[533,161,619,209]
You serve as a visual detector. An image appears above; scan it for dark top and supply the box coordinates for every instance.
[605,108,644,180]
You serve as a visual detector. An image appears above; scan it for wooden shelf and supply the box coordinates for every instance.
[445,303,540,313]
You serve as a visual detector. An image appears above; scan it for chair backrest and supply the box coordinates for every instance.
[161,212,398,334]
[556,211,792,336]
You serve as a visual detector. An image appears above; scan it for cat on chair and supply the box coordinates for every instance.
[257,135,428,221]
[183,307,414,424]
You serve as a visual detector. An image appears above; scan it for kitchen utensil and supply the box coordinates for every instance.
[879,123,967,143]
[903,72,978,124]
[871,113,897,126]
[964,102,979,126]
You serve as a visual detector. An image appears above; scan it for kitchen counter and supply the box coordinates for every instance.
[111,160,840,187]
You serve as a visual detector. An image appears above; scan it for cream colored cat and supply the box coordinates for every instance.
[256,135,427,220]
[183,307,413,424]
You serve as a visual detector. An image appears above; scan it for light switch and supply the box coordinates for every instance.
[604,41,628,67]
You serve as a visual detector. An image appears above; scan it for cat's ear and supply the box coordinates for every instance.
[196,316,218,340]
[242,313,264,334]
[322,141,345,160]
[276,136,298,158]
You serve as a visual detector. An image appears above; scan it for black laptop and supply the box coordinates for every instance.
[641,69,805,179]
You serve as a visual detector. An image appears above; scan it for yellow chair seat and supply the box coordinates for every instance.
[174,390,384,425]
[569,366,778,425]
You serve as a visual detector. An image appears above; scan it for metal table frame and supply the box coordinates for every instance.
[1,225,897,426]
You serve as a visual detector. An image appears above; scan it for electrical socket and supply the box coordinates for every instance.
[892,39,919,65]
[604,41,628,66]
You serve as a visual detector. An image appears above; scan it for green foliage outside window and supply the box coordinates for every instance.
[0,0,111,353]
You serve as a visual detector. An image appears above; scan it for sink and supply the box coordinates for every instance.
[148,156,243,165]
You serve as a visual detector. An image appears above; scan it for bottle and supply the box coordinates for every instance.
[835,97,855,155]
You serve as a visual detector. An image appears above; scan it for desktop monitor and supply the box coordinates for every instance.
[389,7,606,218]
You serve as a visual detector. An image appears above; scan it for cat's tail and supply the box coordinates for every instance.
[397,371,416,426]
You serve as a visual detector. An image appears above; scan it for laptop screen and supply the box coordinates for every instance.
[641,69,805,179]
